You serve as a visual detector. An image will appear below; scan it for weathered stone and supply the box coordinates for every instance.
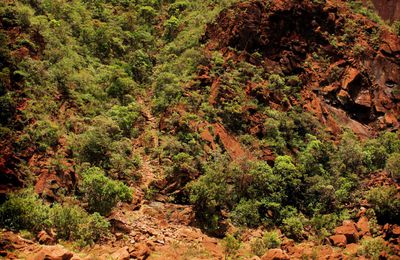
[335,220,359,243]
[37,230,54,245]
[329,234,347,247]
[345,243,359,256]
[129,243,150,259]
[111,247,130,260]
[357,216,370,237]
[261,249,289,260]
[30,245,74,260]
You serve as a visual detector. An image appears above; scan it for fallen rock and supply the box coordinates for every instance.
[37,230,54,245]
[29,245,74,260]
[335,220,359,243]
[111,247,130,260]
[357,216,370,237]
[109,218,132,234]
[392,225,400,236]
[261,249,289,260]
[329,234,347,247]
[345,243,359,256]
[129,242,150,259]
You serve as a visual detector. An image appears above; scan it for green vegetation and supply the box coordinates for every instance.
[366,186,400,224]
[358,237,389,259]
[0,0,399,252]
[0,189,109,246]
[250,230,282,256]
[80,167,132,215]
[222,234,241,258]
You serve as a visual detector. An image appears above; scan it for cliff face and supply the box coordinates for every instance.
[370,0,400,22]
[203,0,400,137]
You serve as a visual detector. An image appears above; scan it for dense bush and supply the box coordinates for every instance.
[28,120,60,151]
[0,189,50,232]
[0,93,16,125]
[222,234,241,258]
[80,167,132,215]
[366,186,400,224]
[0,189,109,246]
[250,230,282,257]
[386,153,400,181]
[358,237,388,260]
[51,203,109,245]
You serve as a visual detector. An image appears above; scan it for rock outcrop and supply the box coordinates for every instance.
[203,0,400,137]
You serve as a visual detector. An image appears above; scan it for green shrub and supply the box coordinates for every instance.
[263,230,281,249]
[273,156,302,197]
[187,160,229,233]
[379,132,400,154]
[51,204,109,245]
[164,16,180,41]
[230,199,260,227]
[0,93,16,125]
[74,117,122,166]
[107,103,141,137]
[250,231,282,257]
[281,215,305,241]
[366,185,400,224]
[127,50,153,83]
[29,120,60,151]
[330,131,365,176]
[223,234,241,258]
[386,153,400,181]
[107,77,136,104]
[80,167,132,215]
[0,189,51,232]
[138,6,157,23]
[358,237,388,260]
[393,20,400,36]
[363,139,388,171]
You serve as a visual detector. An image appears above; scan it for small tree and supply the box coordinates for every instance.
[80,167,132,215]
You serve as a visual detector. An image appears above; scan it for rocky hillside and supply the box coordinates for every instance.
[1,0,400,259]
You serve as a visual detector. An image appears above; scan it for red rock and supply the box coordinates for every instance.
[354,90,372,107]
[111,247,130,260]
[329,234,347,247]
[392,225,400,236]
[357,217,370,237]
[345,243,359,256]
[30,245,74,260]
[261,249,289,260]
[356,207,367,218]
[129,243,150,259]
[37,230,54,245]
[335,220,359,243]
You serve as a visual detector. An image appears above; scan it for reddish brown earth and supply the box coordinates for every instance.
[369,0,400,22]
[202,0,400,139]
[2,0,400,259]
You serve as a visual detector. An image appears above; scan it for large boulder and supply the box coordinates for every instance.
[335,220,359,243]
[129,242,150,259]
[261,249,289,260]
[37,230,55,245]
[357,216,370,237]
[329,234,347,247]
[29,245,75,260]
[111,247,130,260]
